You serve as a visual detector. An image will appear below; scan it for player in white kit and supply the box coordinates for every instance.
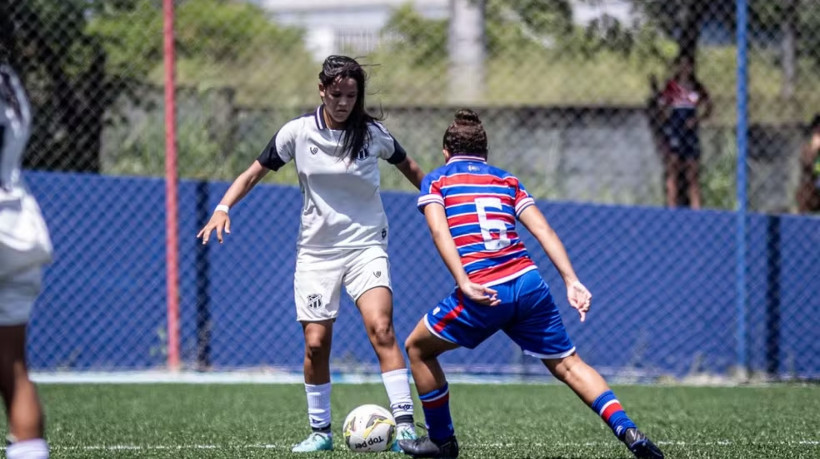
[198,56,425,452]
[0,65,52,459]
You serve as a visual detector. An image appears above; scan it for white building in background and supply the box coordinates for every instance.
[259,0,448,59]
[258,0,639,60]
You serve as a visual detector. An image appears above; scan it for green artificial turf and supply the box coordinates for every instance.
[2,383,818,458]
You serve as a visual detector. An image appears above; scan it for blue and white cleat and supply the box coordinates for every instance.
[391,423,419,452]
[292,431,333,452]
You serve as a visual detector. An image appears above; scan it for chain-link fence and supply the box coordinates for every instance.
[6,0,819,380]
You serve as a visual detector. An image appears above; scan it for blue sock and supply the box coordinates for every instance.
[419,383,454,443]
[590,390,637,440]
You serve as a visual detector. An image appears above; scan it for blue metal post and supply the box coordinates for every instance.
[735,0,749,373]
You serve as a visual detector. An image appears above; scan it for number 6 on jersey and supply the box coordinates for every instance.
[475,197,511,251]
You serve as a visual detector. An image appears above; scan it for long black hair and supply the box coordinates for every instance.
[443,108,488,158]
[319,55,380,161]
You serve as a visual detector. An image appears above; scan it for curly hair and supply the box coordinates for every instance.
[442,108,488,158]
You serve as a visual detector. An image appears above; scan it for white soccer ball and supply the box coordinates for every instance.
[343,404,396,452]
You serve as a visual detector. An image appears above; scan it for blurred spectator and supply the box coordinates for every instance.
[646,74,667,197]
[658,54,713,209]
[796,114,820,213]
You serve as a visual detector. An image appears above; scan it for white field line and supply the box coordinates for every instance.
[27,371,551,385]
[29,371,797,386]
[4,440,817,451]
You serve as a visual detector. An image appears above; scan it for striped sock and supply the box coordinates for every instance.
[590,390,636,440]
[418,383,454,443]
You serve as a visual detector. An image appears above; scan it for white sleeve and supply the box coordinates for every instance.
[371,122,407,164]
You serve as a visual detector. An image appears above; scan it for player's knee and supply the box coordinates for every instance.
[304,339,330,361]
[404,335,419,359]
[544,353,580,381]
[368,322,395,348]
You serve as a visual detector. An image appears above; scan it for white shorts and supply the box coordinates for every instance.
[294,246,392,322]
[0,191,53,279]
[0,267,42,326]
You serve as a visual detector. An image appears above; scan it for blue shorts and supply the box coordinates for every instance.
[424,270,575,359]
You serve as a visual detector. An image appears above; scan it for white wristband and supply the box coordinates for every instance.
[214,204,230,214]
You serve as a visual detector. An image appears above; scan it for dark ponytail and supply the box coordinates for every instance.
[318,55,380,161]
[443,108,488,157]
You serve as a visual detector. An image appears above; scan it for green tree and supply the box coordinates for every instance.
[3,0,107,172]
[1,0,313,174]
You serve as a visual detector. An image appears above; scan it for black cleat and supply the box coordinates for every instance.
[398,435,459,458]
[623,428,664,459]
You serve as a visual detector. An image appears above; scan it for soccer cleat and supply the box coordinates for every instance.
[391,423,419,452]
[398,435,459,458]
[623,428,664,459]
[292,431,333,452]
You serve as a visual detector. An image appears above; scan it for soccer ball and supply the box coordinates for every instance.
[343,404,396,452]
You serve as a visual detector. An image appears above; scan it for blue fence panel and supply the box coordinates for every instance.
[23,172,820,379]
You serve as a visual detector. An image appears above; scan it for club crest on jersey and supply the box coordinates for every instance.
[309,146,319,155]
[307,293,323,309]
[355,147,369,161]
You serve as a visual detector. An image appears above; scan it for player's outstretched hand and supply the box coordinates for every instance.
[459,281,501,307]
[567,280,592,322]
[197,211,231,245]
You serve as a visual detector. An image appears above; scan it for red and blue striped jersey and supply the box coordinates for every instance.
[418,156,538,286]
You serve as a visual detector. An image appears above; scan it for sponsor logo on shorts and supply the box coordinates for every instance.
[307,293,323,309]
[373,270,381,278]
[381,228,387,239]
[310,146,319,155]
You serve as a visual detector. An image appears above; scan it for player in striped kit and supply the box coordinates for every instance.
[0,65,52,459]
[398,110,663,459]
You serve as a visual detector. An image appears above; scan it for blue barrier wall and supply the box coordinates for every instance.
[25,172,820,378]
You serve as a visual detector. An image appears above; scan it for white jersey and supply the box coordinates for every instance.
[0,66,53,279]
[257,105,407,250]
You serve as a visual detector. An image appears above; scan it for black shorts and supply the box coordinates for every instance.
[664,111,701,160]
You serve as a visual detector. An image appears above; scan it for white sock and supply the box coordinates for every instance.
[6,438,49,459]
[382,368,414,424]
[305,382,332,433]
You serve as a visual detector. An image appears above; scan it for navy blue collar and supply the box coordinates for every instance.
[314,105,327,130]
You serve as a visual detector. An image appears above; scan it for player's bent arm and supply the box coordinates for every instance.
[395,157,425,190]
[197,160,270,244]
[519,205,592,320]
[424,204,499,306]
[424,203,470,287]
[218,160,270,208]
[518,205,580,285]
